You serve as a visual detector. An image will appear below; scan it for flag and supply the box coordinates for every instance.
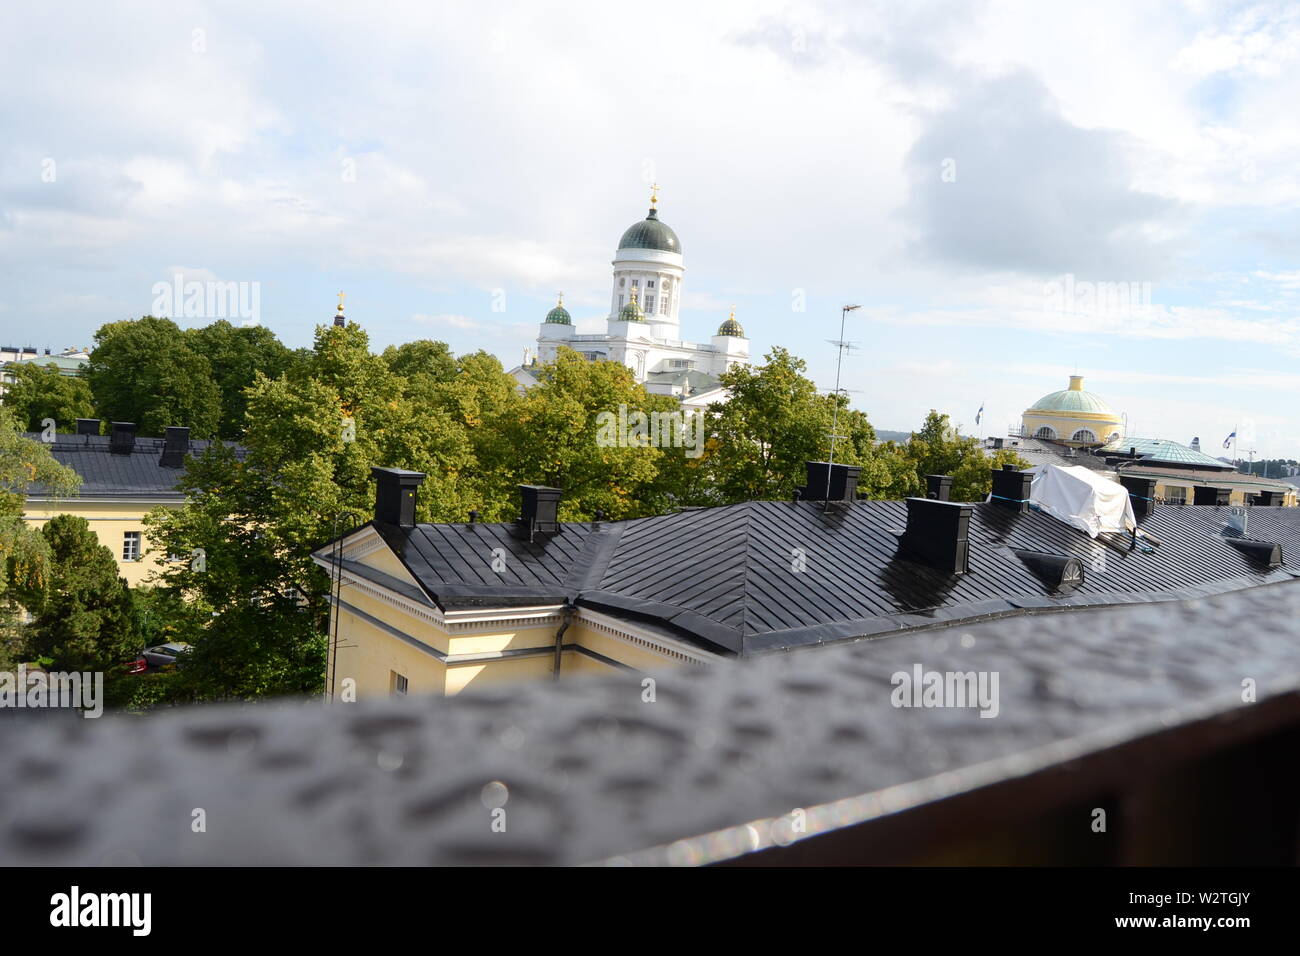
[1223,431,1236,449]
[975,404,984,426]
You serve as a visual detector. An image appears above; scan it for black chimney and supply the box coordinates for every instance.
[798,461,861,503]
[989,465,1032,512]
[516,485,563,538]
[896,498,973,574]
[75,418,99,437]
[1118,475,1157,521]
[371,467,425,528]
[1193,485,1230,506]
[159,426,190,468]
[925,474,953,501]
[109,422,137,455]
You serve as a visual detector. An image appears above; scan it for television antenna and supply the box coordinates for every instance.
[824,304,862,509]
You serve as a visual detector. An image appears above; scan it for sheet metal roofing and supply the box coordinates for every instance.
[338,495,1300,658]
[1102,436,1234,469]
[23,432,243,499]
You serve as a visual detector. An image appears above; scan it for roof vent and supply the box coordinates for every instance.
[1014,550,1085,591]
[989,466,1032,512]
[75,418,99,437]
[109,422,137,455]
[516,485,563,540]
[159,426,190,468]
[1119,475,1157,522]
[798,461,861,503]
[370,467,425,528]
[1226,538,1283,567]
[1193,486,1230,506]
[895,498,972,574]
[925,474,953,501]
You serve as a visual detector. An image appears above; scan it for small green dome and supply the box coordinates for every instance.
[619,291,646,322]
[617,207,681,254]
[544,294,571,324]
[1027,375,1115,416]
[717,309,744,337]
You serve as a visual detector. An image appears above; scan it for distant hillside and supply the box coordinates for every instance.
[875,429,912,444]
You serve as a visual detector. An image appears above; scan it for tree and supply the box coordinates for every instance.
[704,347,878,502]
[0,362,95,432]
[907,410,1027,501]
[0,406,81,667]
[24,514,139,673]
[85,317,221,437]
[187,321,293,438]
[496,347,677,520]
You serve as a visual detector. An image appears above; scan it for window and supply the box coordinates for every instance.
[632,279,639,288]
[619,277,625,287]
[1107,432,1121,443]
[646,280,655,289]
[391,672,408,696]
[1033,426,1056,439]
[122,531,141,562]
[669,358,695,370]
[618,295,624,309]
[1164,486,1187,505]
[660,296,669,315]
[644,295,655,312]
[1071,429,1097,443]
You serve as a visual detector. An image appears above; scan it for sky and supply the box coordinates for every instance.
[4,1,1300,457]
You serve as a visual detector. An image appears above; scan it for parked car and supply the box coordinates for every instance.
[141,642,192,670]
[125,655,148,675]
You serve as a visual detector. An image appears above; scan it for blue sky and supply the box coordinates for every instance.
[4,1,1300,457]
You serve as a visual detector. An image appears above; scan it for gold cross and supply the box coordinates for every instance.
[337,290,345,313]
[649,182,660,209]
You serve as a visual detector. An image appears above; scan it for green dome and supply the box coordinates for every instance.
[617,208,681,254]
[1028,376,1115,416]
[717,309,744,337]
[544,295,571,324]
[619,293,646,322]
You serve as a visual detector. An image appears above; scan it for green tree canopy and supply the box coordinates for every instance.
[0,362,95,433]
[24,514,139,673]
[86,316,221,438]
[187,320,294,439]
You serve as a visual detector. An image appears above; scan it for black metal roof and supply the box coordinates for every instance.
[23,432,244,499]
[335,496,1300,657]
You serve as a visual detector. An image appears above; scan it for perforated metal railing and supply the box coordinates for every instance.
[2,579,1298,865]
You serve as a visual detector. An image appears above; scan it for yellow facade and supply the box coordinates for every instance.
[23,497,179,587]
[316,527,715,700]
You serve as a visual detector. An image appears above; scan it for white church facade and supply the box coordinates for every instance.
[514,189,750,407]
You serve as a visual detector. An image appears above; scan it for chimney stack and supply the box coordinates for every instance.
[896,498,973,574]
[1118,475,1157,521]
[371,467,425,528]
[798,461,861,503]
[925,474,953,501]
[159,426,191,468]
[109,422,137,455]
[1193,486,1230,506]
[989,465,1032,512]
[516,485,563,539]
[75,418,99,437]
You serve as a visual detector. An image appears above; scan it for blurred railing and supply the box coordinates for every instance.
[2,580,1298,865]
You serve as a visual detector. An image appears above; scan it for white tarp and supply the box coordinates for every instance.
[1022,464,1137,538]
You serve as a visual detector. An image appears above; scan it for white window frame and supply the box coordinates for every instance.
[122,531,141,562]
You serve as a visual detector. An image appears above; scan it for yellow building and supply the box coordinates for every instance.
[23,422,220,586]
[1004,375,1295,507]
[312,470,717,699]
[1021,375,1124,447]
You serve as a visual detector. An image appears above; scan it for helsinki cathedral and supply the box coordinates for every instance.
[516,187,751,408]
